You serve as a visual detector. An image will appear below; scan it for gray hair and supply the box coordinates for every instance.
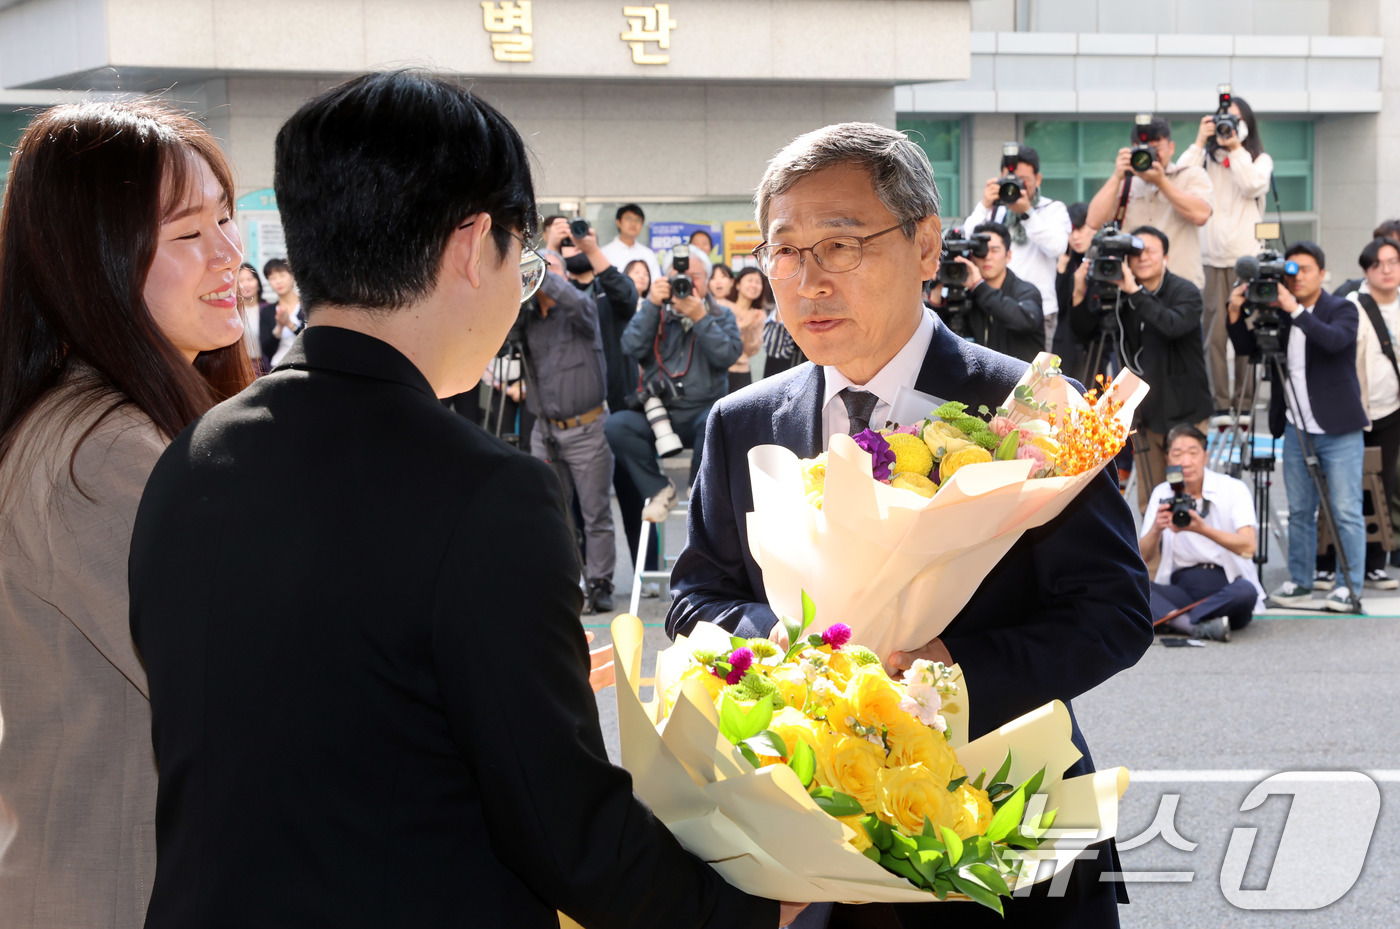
[755,122,941,238]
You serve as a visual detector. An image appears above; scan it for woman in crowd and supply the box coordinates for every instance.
[623,258,651,311]
[708,262,737,306]
[1053,201,1094,379]
[237,262,275,372]
[727,267,770,391]
[0,99,255,929]
[1177,93,1272,414]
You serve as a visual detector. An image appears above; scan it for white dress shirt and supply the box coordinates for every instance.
[269,303,302,368]
[600,236,661,286]
[1283,299,1324,434]
[821,308,936,447]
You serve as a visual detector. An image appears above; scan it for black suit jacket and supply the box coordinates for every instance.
[1226,288,1367,438]
[669,317,1152,923]
[130,327,774,929]
[257,301,278,364]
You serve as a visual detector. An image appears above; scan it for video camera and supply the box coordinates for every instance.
[1080,227,1144,320]
[624,374,685,457]
[1235,246,1299,352]
[1163,465,1195,528]
[935,226,991,337]
[667,243,694,302]
[1212,84,1241,146]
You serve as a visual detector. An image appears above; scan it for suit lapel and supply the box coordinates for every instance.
[914,317,978,402]
[771,364,824,458]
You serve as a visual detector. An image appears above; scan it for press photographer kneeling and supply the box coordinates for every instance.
[1069,225,1212,511]
[926,221,1044,363]
[607,245,742,523]
[1139,424,1265,641]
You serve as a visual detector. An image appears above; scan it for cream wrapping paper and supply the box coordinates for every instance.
[610,614,1130,905]
[746,355,1149,663]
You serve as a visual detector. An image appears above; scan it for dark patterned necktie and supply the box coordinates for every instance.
[840,388,878,436]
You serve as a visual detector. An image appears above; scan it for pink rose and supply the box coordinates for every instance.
[988,416,1017,438]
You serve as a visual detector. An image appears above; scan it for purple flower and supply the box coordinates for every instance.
[726,647,755,685]
[821,623,853,650]
[852,429,895,481]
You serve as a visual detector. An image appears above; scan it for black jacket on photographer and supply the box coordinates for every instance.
[621,295,742,421]
[937,268,1044,363]
[522,271,608,420]
[583,265,640,413]
[1070,268,1213,434]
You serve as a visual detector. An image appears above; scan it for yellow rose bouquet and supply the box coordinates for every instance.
[748,353,1149,661]
[612,599,1129,911]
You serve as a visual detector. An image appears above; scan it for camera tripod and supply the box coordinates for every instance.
[1224,338,1362,612]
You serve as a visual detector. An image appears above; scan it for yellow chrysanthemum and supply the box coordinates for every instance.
[884,432,934,477]
[938,445,993,483]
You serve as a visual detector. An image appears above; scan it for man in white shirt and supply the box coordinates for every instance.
[599,203,661,285]
[963,144,1070,351]
[1139,424,1264,641]
[1336,235,1400,589]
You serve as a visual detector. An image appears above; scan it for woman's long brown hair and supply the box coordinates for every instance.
[0,99,256,483]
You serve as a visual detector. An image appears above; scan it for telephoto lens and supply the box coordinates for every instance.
[997,175,1025,205]
[1129,146,1154,173]
[568,218,590,241]
[643,396,684,457]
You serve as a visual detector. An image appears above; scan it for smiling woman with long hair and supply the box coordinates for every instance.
[0,99,254,929]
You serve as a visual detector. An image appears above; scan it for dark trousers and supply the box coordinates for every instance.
[1318,406,1400,572]
[604,404,711,499]
[1150,565,1256,630]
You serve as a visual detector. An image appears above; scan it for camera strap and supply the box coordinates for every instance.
[1358,293,1400,385]
[1113,173,1133,228]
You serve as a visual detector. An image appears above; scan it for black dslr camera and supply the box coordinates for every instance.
[1212,84,1241,145]
[667,243,693,302]
[996,141,1028,206]
[1128,114,1157,173]
[1163,465,1195,528]
[935,227,991,337]
[558,217,593,249]
[1085,228,1144,286]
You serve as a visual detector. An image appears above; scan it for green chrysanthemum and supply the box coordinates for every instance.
[726,670,784,706]
[847,645,881,666]
[745,638,780,660]
[692,649,719,666]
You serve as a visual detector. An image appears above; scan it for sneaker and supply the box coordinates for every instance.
[1191,616,1231,642]
[1313,570,1336,591]
[641,480,678,523]
[1324,587,1361,613]
[587,578,615,614]
[1364,569,1399,590]
[1269,581,1314,607]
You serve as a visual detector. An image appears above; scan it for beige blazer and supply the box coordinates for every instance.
[0,367,167,929]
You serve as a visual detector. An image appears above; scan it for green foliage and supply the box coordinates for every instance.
[788,739,815,787]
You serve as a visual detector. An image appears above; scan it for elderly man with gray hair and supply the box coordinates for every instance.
[606,244,743,522]
[668,123,1153,929]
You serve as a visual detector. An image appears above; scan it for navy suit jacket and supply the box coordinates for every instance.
[669,318,1154,778]
[1226,288,1367,438]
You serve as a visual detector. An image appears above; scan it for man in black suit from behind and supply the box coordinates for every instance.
[668,123,1154,928]
[129,71,796,929]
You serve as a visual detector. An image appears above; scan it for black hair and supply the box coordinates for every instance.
[1134,117,1173,142]
[1285,240,1326,271]
[1130,224,1170,256]
[1229,95,1264,160]
[973,221,1011,251]
[1000,144,1040,174]
[1358,237,1400,272]
[541,214,566,231]
[616,203,645,222]
[273,69,535,314]
[1067,201,1089,229]
[263,257,291,278]
[1373,219,1400,240]
[1165,422,1208,452]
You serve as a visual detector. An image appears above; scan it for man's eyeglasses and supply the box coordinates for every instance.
[458,219,547,301]
[751,223,905,280]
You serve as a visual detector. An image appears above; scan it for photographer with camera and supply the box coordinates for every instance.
[1086,116,1213,290]
[927,221,1044,362]
[522,258,619,614]
[964,143,1070,351]
[1180,87,1274,414]
[1069,225,1212,510]
[1138,424,1264,641]
[1226,241,1367,612]
[607,244,742,523]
